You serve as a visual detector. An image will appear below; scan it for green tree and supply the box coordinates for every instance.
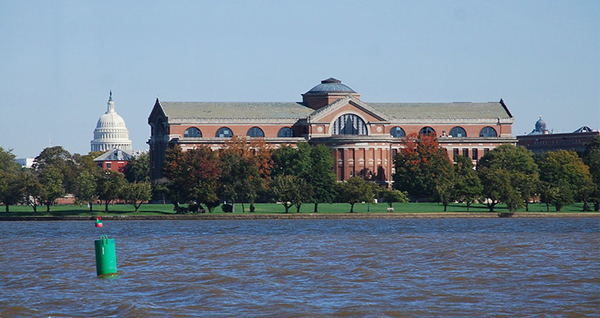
[73,171,98,211]
[38,166,65,212]
[477,145,538,212]
[337,176,376,213]
[96,170,127,212]
[218,137,268,212]
[33,146,77,193]
[380,188,408,211]
[21,170,43,212]
[582,136,600,211]
[306,144,337,212]
[537,150,593,212]
[453,155,482,212]
[122,181,152,212]
[0,148,24,212]
[270,175,312,213]
[393,134,453,200]
[122,152,150,182]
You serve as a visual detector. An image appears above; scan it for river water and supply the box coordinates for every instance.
[0,218,598,317]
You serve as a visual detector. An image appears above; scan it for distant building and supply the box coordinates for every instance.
[93,148,133,171]
[91,91,132,152]
[517,117,598,154]
[15,158,35,169]
[148,78,517,184]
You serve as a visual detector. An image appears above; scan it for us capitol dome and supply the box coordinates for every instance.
[91,91,132,152]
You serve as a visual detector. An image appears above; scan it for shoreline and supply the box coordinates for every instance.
[1,212,599,221]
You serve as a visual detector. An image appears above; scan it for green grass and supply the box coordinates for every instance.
[0,201,595,217]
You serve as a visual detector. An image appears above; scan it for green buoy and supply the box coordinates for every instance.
[94,235,118,277]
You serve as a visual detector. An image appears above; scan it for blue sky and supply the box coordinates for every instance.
[1,0,598,158]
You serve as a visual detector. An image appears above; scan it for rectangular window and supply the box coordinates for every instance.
[453,148,459,159]
[106,162,112,169]
[463,148,469,157]
[472,148,478,160]
[484,148,490,155]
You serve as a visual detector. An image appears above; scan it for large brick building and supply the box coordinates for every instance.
[148,78,516,185]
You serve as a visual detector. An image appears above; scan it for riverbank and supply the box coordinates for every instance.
[1,212,599,221]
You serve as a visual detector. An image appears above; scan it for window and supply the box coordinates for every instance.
[419,126,436,137]
[449,127,467,137]
[247,127,265,138]
[472,148,478,160]
[484,148,490,155]
[480,126,498,137]
[463,148,469,157]
[216,127,233,138]
[106,162,112,169]
[390,126,406,138]
[332,114,368,135]
[453,148,459,158]
[184,127,202,138]
[277,127,294,137]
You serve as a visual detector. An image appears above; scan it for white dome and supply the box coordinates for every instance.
[91,92,132,152]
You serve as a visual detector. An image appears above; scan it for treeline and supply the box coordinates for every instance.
[395,134,600,212]
[1,135,599,213]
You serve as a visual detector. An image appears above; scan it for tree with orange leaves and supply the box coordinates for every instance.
[393,133,454,201]
[218,136,272,212]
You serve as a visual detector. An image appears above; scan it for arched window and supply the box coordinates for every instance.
[479,126,498,137]
[333,114,368,135]
[247,127,265,138]
[390,126,405,138]
[184,127,202,138]
[216,127,233,138]
[419,126,436,137]
[449,126,467,138]
[277,127,294,137]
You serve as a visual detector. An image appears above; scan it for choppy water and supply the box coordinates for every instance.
[0,218,599,317]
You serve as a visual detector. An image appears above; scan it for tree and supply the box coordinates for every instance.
[305,144,337,212]
[477,145,538,212]
[38,166,65,212]
[270,175,312,213]
[582,136,600,211]
[537,150,594,212]
[96,170,127,212]
[122,152,150,182]
[162,145,221,212]
[122,181,152,212]
[218,137,268,212]
[0,148,23,212]
[337,177,376,213]
[33,146,77,193]
[453,155,482,212]
[380,188,408,210]
[73,171,97,211]
[393,134,453,200]
[21,170,43,212]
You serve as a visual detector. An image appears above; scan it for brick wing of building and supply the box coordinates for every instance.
[148,78,516,186]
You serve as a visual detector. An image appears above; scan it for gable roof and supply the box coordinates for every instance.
[308,95,390,122]
[94,149,133,162]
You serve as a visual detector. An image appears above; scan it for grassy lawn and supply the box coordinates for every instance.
[0,201,594,216]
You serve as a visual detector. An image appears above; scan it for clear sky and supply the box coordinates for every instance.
[1,0,598,158]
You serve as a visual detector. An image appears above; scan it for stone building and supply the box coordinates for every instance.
[91,91,132,152]
[148,78,517,185]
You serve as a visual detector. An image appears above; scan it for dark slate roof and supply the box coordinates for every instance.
[159,101,314,119]
[94,149,133,162]
[306,78,356,94]
[371,102,512,119]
